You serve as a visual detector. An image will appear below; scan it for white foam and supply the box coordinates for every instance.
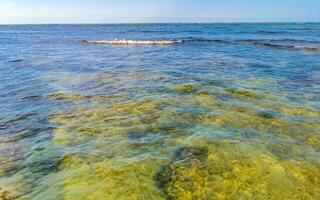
[84,39,181,45]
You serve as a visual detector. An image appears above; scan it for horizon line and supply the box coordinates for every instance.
[0,21,319,26]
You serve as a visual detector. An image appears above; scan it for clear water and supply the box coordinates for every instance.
[0,23,320,200]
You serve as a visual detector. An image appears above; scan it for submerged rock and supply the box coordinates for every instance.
[0,146,26,177]
[173,85,197,94]
[49,92,90,102]
[156,146,209,200]
[8,59,23,63]
[179,146,209,163]
[226,89,260,100]
[258,109,280,119]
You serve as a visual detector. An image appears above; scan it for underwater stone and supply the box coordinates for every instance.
[0,188,15,200]
[258,109,280,119]
[0,146,26,177]
[307,135,320,150]
[226,89,260,100]
[8,59,23,63]
[173,85,197,94]
[194,92,218,107]
[236,107,247,113]
[179,146,209,163]
[49,92,89,102]
[203,80,227,87]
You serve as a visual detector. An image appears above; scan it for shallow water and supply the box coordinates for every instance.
[0,23,320,200]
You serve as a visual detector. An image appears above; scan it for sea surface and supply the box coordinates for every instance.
[0,23,320,200]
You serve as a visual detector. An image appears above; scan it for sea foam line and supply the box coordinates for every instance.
[83,39,182,45]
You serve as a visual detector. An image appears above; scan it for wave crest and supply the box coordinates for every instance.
[238,40,320,52]
[83,39,182,45]
[82,38,320,52]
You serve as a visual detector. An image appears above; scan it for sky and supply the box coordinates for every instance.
[0,0,319,24]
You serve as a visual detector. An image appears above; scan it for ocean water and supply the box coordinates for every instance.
[0,23,320,200]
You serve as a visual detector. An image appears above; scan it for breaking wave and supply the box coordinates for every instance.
[82,38,320,52]
[83,39,182,45]
[82,38,230,47]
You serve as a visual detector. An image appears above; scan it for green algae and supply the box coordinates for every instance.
[193,97,320,145]
[37,76,320,200]
[263,103,320,118]
[183,141,319,200]
[152,142,320,200]
[49,97,319,200]
[59,155,165,200]
[206,151,316,199]
[51,97,194,146]
[156,146,209,200]
[307,135,320,151]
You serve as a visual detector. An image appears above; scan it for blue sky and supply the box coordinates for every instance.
[0,0,319,24]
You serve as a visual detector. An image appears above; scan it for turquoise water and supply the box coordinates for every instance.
[0,23,320,199]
